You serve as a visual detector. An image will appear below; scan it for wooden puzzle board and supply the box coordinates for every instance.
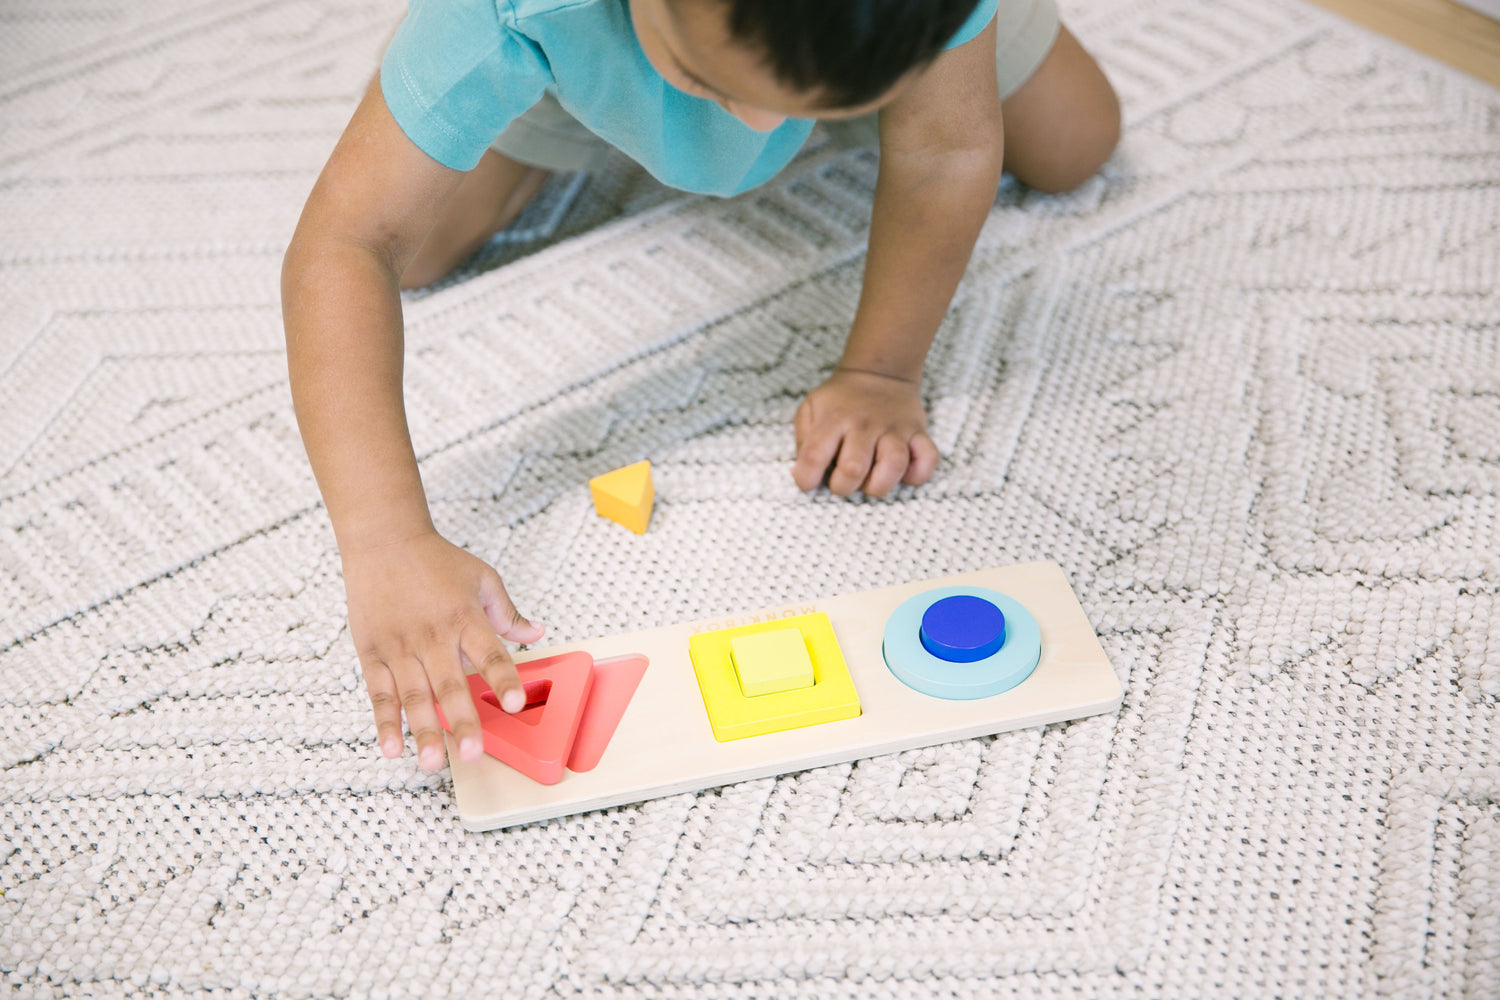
[445,561,1122,831]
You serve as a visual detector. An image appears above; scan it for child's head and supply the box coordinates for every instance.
[631,0,983,130]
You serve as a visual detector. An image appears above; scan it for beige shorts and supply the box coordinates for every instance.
[491,0,1061,173]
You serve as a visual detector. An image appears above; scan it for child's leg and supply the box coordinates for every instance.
[400,151,549,289]
[820,7,1118,196]
[999,25,1120,194]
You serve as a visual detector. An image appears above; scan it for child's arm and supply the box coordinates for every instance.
[282,77,542,772]
[792,20,1005,497]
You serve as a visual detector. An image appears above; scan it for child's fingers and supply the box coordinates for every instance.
[793,426,842,492]
[391,658,447,772]
[424,643,487,765]
[478,570,545,646]
[862,433,911,498]
[793,395,813,451]
[903,433,940,486]
[463,626,526,716]
[360,657,405,759]
[827,430,878,497]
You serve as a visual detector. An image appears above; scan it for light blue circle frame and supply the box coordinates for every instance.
[883,586,1041,700]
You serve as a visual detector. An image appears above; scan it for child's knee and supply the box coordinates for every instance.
[1000,26,1121,195]
[1031,86,1119,194]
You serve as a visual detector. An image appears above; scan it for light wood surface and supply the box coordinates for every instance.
[445,561,1123,831]
[1305,0,1500,86]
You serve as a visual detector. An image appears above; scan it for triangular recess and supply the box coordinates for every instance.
[437,652,594,785]
[568,654,649,772]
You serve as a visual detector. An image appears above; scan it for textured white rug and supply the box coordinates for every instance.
[3,0,1499,996]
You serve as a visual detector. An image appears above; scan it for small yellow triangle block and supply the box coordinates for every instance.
[589,460,654,534]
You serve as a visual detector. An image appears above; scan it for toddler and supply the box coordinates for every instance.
[282,0,1119,771]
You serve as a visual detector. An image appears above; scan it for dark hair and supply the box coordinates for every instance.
[720,0,984,109]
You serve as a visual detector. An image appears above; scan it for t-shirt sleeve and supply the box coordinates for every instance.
[944,0,1000,50]
[380,0,552,172]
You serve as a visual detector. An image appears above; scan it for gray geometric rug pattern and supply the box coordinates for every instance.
[2,0,1498,996]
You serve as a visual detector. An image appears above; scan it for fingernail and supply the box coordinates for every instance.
[500,688,526,713]
[419,747,442,770]
[459,736,481,760]
[381,738,401,758]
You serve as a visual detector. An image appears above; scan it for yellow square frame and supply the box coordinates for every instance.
[688,612,861,741]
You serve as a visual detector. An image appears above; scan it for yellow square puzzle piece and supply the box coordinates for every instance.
[730,628,815,697]
[689,613,860,742]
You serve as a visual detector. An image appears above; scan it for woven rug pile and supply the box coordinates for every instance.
[3,0,1498,996]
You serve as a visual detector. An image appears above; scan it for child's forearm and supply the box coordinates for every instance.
[282,237,434,554]
[281,75,541,771]
[841,143,1004,381]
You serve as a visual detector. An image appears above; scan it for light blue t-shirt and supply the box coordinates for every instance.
[381,0,999,197]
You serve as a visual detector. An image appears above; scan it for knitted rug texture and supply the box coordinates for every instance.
[3,0,1499,996]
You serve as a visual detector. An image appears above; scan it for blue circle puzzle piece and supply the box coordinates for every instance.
[883,586,1040,700]
[920,594,1006,662]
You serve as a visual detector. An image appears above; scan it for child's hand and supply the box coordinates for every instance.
[792,368,940,497]
[340,531,545,771]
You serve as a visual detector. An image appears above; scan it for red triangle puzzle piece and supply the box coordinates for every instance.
[437,651,594,785]
[568,653,648,773]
